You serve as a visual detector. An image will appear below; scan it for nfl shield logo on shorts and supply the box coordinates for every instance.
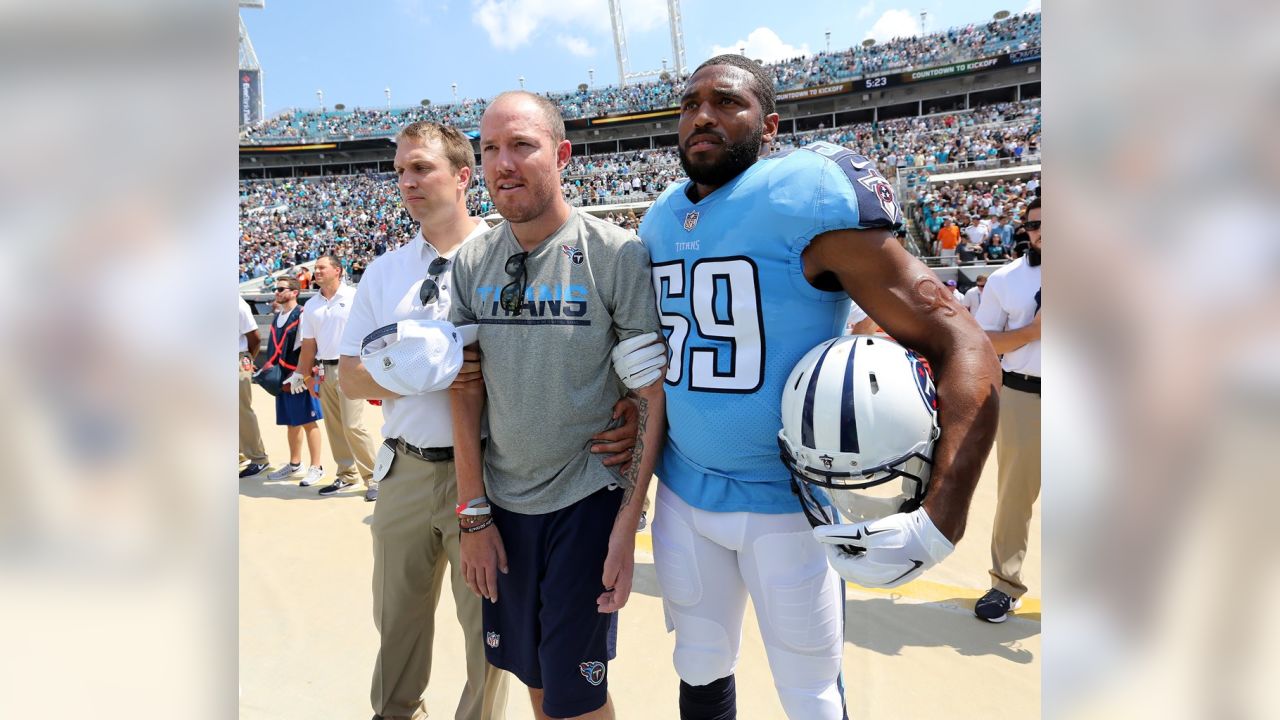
[485,631,500,648]
[579,661,605,686]
[683,211,699,231]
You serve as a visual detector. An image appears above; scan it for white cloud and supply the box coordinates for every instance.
[395,0,433,24]
[471,0,666,52]
[856,1,876,21]
[708,27,810,65]
[1023,0,1041,12]
[865,9,921,44]
[557,34,596,57]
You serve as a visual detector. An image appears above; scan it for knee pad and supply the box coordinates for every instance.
[679,674,736,720]
[749,532,846,719]
[768,648,845,720]
[669,610,737,686]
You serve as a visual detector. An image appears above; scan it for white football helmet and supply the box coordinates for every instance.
[777,335,940,542]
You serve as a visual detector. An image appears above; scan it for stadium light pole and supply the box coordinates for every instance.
[451,82,457,102]
[825,29,831,54]
[316,89,324,112]
[588,68,594,88]
[518,75,525,89]
[385,87,391,109]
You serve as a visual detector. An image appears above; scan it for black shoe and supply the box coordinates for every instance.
[364,486,378,502]
[975,588,1022,623]
[318,479,356,496]
[238,462,268,479]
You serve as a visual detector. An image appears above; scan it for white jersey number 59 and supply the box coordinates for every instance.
[652,257,764,393]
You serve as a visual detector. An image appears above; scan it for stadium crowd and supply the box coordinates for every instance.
[240,12,1040,144]
[775,99,1039,177]
[239,174,415,283]
[914,173,1041,263]
[239,98,1041,283]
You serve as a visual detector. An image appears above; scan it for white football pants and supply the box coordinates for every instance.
[651,484,847,719]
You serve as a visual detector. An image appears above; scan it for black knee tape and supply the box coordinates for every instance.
[679,674,736,720]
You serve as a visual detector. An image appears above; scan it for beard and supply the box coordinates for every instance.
[679,124,764,189]
[1027,235,1042,266]
[491,176,558,225]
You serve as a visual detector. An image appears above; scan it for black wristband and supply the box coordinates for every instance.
[459,516,494,534]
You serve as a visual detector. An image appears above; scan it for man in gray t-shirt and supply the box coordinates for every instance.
[449,91,666,720]
[450,211,659,514]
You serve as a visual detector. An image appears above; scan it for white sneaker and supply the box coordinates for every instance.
[267,463,302,481]
[300,466,325,487]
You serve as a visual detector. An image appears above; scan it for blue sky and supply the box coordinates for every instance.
[242,0,1039,117]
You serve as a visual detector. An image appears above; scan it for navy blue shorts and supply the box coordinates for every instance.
[484,486,622,718]
[275,390,322,427]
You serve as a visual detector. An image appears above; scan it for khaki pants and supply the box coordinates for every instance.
[989,385,1042,598]
[316,363,378,485]
[239,357,268,465]
[371,448,509,720]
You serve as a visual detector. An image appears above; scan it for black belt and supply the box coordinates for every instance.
[385,437,485,463]
[1002,370,1041,395]
[318,359,339,365]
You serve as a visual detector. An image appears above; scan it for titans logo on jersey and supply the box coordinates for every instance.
[639,143,901,514]
[803,141,902,226]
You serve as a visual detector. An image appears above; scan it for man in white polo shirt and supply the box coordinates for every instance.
[293,254,379,500]
[972,195,1042,623]
[337,121,508,720]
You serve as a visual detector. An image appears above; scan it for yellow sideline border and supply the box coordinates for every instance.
[633,531,1041,615]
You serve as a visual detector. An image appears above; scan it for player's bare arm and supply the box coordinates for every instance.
[590,397,640,469]
[802,227,1001,543]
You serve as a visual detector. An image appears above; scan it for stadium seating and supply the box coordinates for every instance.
[239,98,1039,282]
[239,13,1040,144]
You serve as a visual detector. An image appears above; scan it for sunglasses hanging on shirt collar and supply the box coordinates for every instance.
[418,256,451,306]
[499,252,529,315]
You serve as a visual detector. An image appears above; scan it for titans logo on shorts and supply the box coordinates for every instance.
[640,143,900,514]
[579,661,605,686]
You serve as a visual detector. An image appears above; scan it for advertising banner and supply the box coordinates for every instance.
[240,70,262,126]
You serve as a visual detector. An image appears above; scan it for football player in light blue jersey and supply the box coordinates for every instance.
[633,55,1002,720]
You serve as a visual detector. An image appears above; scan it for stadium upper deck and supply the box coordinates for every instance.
[239,98,1039,284]
[239,12,1039,145]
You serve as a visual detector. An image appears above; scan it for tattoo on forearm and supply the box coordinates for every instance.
[914,276,960,317]
[619,395,649,513]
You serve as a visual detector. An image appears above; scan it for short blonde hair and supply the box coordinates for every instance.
[490,91,566,144]
[395,122,475,180]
